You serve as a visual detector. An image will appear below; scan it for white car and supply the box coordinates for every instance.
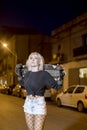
[44,88,51,100]
[56,85,87,112]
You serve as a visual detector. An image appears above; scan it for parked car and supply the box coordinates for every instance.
[44,88,51,100]
[56,85,87,112]
[9,84,16,94]
[20,87,27,99]
[0,84,10,95]
[12,84,21,97]
[12,84,27,98]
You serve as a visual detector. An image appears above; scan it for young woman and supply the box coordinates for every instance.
[15,52,65,130]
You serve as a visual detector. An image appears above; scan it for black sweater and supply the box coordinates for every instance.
[18,70,61,96]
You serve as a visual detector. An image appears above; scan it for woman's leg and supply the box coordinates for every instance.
[34,114,46,130]
[25,112,34,130]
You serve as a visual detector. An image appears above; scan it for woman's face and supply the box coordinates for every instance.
[29,54,40,67]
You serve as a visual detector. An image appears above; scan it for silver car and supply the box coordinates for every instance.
[12,84,27,98]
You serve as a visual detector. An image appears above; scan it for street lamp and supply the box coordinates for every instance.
[2,43,17,85]
[3,43,17,65]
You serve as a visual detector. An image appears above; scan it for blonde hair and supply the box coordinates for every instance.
[26,52,44,71]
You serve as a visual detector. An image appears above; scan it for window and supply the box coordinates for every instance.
[82,34,87,46]
[79,68,87,78]
[79,68,87,85]
[74,87,84,93]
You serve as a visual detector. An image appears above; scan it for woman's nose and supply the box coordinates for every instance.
[32,58,35,61]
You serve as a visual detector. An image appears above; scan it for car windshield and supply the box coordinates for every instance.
[64,87,76,94]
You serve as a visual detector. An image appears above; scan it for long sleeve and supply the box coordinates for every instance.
[44,71,62,90]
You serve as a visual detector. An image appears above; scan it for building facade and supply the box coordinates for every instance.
[51,12,87,90]
[0,27,54,86]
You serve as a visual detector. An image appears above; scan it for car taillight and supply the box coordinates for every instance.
[85,94,87,99]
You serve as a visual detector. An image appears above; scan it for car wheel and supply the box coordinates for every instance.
[56,98,61,107]
[77,102,84,112]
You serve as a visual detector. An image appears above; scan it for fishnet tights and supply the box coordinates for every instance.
[25,113,46,130]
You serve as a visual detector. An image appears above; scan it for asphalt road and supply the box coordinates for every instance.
[0,94,87,130]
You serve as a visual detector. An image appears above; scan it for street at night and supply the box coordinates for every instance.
[0,1,87,130]
[0,94,87,130]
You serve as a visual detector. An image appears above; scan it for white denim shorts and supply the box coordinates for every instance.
[23,96,47,115]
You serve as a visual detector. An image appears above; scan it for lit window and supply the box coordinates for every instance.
[79,68,87,78]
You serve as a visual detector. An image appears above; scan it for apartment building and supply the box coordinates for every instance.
[51,12,87,90]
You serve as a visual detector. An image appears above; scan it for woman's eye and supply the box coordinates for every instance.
[30,55,38,60]
[35,57,38,59]
[30,57,32,60]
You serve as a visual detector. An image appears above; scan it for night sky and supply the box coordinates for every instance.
[1,0,87,35]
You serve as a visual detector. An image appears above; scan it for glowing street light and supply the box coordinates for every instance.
[2,42,17,85]
[3,43,8,47]
[3,43,17,60]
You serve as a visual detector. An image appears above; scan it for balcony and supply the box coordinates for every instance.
[73,46,87,60]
